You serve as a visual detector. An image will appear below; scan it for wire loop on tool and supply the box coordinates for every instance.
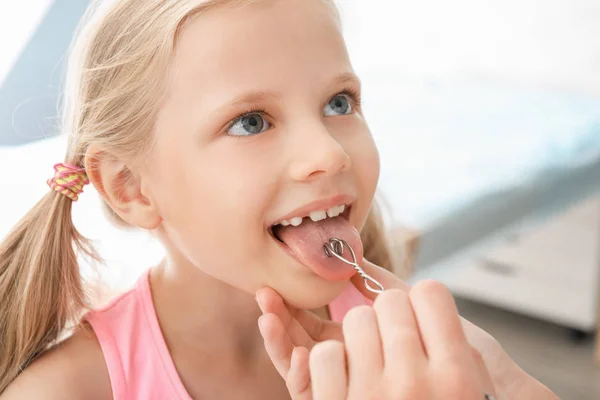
[323,238,385,294]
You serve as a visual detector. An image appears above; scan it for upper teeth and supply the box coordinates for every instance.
[276,204,346,227]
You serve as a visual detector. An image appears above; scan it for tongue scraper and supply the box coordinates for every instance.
[323,238,384,294]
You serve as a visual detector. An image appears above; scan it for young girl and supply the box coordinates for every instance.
[0,0,558,398]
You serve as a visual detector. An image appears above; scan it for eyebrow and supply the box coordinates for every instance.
[227,91,282,109]
[226,73,361,107]
[211,72,362,121]
[329,72,362,91]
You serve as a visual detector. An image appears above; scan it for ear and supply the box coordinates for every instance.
[84,145,162,230]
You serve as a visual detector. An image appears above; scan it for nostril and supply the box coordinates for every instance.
[306,169,327,180]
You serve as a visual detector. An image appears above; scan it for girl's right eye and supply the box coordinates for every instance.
[227,113,271,137]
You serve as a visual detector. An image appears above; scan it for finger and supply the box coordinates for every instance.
[373,289,426,371]
[256,288,315,348]
[287,347,312,400]
[310,341,348,400]
[409,280,470,363]
[470,347,498,399]
[295,311,344,342]
[257,287,343,343]
[343,305,383,388]
[351,259,411,302]
[258,313,294,378]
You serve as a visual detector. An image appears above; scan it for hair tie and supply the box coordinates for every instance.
[47,163,89,202]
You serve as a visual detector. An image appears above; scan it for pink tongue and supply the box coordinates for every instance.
[277,217,363,281]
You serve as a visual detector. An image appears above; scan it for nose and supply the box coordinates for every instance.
[288,120,351,182]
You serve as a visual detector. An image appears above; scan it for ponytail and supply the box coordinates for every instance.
[0,0,399,393]
[0,189,97,393]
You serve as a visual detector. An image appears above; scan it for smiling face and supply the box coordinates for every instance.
[144,0,380,308]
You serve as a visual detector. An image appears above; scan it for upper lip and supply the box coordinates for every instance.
[270,193,355,226]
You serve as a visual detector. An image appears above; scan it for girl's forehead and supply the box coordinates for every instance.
[169,0,348,89]
[177,0,339,46]
[153,0,352,142]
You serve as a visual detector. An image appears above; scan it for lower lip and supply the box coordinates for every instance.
[269,206,353,276]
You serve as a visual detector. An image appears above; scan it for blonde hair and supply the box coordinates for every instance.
[0,0,397,392]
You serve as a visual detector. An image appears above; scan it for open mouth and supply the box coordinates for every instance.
[267,202,360,281]
[269,204,352,244]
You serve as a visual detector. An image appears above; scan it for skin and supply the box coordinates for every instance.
[140,0,379,311]
[5,0,376,398]
[258,260,559,400]
[1,0,559,399]
[308,284,497,400]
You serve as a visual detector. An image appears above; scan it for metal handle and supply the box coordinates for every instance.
[323,238,384,294]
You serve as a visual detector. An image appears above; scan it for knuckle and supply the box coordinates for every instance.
[436,366,475,398]
[343,305,375,327]
[366,389,386,400]
[350,386,385,400]
[384,378,428,400]
[402,329,424,348]
[387,327,421,352]
[309,340,344,363]
[411,279,449,298]
[381,370,429,399]
[374,288,409,310]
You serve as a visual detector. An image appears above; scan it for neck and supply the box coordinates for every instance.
[149,257,264,366]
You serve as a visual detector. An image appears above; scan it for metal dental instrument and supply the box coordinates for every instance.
[323,238,385,294]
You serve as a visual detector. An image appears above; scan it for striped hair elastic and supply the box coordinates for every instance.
[47,163,89,201]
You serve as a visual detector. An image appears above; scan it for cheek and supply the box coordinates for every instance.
[348,125,380,221]
[152,144,277,278]
[339,118,380,189]
[358,133,380,191]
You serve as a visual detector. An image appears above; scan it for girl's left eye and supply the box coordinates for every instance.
[323,94,352,116]
[227,113,271,136]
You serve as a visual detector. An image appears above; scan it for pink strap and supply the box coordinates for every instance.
[329,283,373,322]
[85,303,127,399]
[87,271,371,399]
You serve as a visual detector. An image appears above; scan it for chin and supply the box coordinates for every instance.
[276,275,351,310]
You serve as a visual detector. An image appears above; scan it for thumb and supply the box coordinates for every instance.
[350,258,411,301]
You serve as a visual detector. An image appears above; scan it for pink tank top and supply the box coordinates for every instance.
[85,270,372,400]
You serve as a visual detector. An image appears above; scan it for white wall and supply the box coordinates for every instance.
[337,0,600,94]
[3,0,599,93]
[0,1,54,87]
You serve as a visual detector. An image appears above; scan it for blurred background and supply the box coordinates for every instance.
[1,1,600,398]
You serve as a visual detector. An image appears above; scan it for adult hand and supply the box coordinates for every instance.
[256,260,557,399]
[310,283,497,399]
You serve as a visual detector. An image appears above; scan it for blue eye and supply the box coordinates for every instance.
[324,94,352,116]
[228,113,270,136]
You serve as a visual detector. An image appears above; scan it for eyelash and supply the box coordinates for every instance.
[227,107,267,131]
[226,88,362,131]
[339,86,362,110]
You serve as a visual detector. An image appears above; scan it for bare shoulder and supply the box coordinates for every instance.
[1,324,112,400]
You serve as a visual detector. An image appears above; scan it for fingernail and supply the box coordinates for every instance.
[255,293,265,312]
[257,315,266,335]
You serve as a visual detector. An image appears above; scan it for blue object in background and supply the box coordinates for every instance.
[0,0,90,145]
